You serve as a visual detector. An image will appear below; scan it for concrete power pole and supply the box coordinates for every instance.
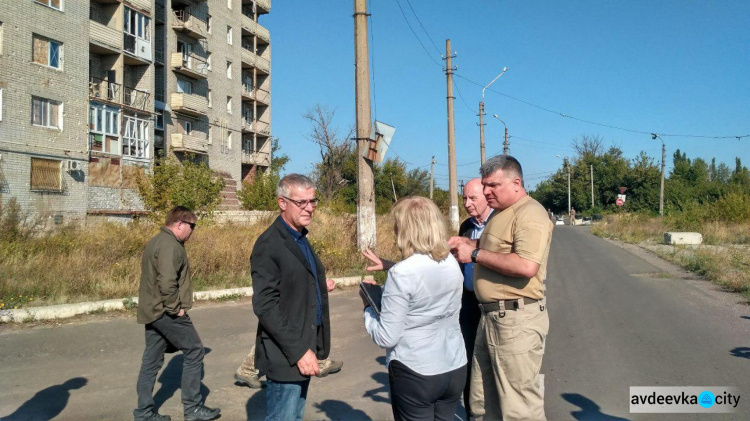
[429,156,435,200]
[660,140,665,215]
[354,0,375,250]
[478,102,486,164]
[590,164,594,208]
[503,126,509,155]
[444,39,459,231]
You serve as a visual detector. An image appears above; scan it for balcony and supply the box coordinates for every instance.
[172,10,207,40]
[241,12,270,43]
[171,52,208,79]
[241,47,270,74]
[90,21,122,54]
[241,82,255,101]
[241,115,253,133]
[170,92,208,117]
[126,0,152,13]
[89,77,151,111]
[255,88,270,105]
[171,133,208,154]
[255,0,271,14]
[242,150,271,166]
[254,120,270,136]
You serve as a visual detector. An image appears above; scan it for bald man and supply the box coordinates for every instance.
[458,178,493,419]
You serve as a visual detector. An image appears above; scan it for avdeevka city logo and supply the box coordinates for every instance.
[699,391,715,408]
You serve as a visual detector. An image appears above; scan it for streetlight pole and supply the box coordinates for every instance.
[557,155,571,214]
[478,68,508,163]
[652,133,665,215]
[492,114,509,155]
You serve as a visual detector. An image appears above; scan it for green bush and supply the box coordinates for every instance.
[712,192,750,223]
[238,169,279,211]
[136,156,224,221]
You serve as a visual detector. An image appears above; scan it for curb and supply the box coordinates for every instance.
[0,276,370,324]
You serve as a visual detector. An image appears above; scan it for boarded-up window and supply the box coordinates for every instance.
[30,158,62,191]
[32,35,61,68]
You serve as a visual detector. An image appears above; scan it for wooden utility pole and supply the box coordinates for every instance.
[354,0,375,250]
[478,102,486,164]
[429,156,435,199]
[444,39,459,231]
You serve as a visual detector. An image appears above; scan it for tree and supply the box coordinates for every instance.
[306,105,354,203]
[137,156,225,221]
[237,138,289,211]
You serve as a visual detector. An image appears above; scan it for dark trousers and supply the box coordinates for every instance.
[134,313,205,419]
[388,360,467,421]
[459,288,481,417]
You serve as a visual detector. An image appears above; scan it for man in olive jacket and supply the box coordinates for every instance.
[134,207,220,421]
[252,174,331,420]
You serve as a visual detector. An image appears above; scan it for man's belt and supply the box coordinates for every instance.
[478,297,540,313]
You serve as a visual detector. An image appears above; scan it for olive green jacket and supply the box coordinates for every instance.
[137,227,193,324]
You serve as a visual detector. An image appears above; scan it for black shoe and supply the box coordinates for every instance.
[135,413,171,421]
[184,405,221,421]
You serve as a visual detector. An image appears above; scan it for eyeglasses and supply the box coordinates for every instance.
[181,220,196,230]
[282,196,320,209]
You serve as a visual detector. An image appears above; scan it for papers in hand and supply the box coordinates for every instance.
[359,282,383,317]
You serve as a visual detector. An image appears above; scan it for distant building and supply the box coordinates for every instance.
[0,0,272,223]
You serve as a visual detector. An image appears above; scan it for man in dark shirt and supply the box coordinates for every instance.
[134,206,220,421]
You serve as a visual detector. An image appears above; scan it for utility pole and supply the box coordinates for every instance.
[566,159,571,215]
[590,164,594,208]
[652,133,665,215]
[444,39,459,231]
[429,156,435,200]
[354,0,375,250]
[478,102,486,164]
[503,126,509,155]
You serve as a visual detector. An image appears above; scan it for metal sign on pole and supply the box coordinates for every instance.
[366,120,395,163]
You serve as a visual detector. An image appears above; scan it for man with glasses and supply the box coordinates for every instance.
[251,174,333,420]
[134,206,220,421]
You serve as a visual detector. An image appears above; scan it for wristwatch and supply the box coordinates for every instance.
[471,248,480,263]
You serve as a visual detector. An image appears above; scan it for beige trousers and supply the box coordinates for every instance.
[236,345,257,376]
[470,301,549,421]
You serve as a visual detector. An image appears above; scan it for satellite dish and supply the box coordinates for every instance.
[366,121,396,163]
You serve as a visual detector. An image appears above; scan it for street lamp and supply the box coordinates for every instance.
[492,114,509,155]
[478,67,508,164]
[556,155,571,215]
[652,133,666,215]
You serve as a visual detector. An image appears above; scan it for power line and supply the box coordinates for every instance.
[403,0,442,55]
[454,73,750,140]
[393,0,442,67]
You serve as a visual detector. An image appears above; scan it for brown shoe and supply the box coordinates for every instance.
[234,370,262,388]
[316,359,343,377]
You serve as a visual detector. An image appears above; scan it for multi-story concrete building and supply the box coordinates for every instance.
[0,0,271,222]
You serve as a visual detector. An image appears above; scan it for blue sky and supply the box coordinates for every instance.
[264,1,749,190]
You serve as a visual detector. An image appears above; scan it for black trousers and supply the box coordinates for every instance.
[459,288,481,417]
[134,313,205,419]
[388,360,467,421]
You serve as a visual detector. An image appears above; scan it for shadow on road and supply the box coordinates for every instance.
[730,346,750,360]
[0,377,87,421]
[313,400,370,420]
[244,387,266,421]
[562,393,630,421]
[153,347,212,412]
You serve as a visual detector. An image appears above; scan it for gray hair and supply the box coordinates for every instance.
[277,173,315,198]
[479,155,524,183]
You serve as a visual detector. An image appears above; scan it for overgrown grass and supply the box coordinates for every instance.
[0,206,403,308]
[592,213,750,300]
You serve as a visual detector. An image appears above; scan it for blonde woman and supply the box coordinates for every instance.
[361,196,466,421]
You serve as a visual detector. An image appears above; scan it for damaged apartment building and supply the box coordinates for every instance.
[0,0,272,223]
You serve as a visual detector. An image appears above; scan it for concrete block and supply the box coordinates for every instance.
[664,232,702,245]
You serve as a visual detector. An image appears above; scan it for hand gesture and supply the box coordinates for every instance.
[326,278,336,292]
[362,248,384,271]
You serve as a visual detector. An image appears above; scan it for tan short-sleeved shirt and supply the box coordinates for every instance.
[474,195,553,302]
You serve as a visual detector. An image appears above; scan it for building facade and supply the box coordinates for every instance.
[0,0,271,222]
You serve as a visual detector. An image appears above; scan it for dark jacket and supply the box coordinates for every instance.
[251,216,331,382]
[458,217,475,274]
[137,227,192,324]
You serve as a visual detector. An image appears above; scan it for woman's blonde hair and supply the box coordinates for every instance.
[391,196,450,261]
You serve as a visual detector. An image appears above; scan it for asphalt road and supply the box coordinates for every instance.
[1,226,748,420]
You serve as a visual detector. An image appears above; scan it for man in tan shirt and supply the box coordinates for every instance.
[449,155,553,421]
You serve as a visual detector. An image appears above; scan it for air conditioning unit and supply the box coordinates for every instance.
[66,160,82,172]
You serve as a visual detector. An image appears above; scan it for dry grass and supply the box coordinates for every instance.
[592,213,750,300]
[0,208,405,307]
